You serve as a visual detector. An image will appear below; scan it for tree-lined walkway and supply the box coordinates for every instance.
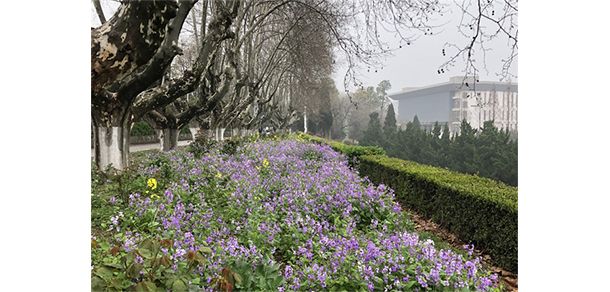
[90,140,191,157]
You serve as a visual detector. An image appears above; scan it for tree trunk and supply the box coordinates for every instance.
[158,128,180,151]
[189,126,199,141]
[93,123,130,172]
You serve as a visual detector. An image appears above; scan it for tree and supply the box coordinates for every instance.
[91,0,516,171]
[91,1,192,171]
[438,0,518,83]
[330,93,356,140]
[360,112,383,147]
[411,115,421,131]
[383,103,397,132]
[91,0,238,170]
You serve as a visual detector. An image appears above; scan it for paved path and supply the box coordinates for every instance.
[91,140,192,157]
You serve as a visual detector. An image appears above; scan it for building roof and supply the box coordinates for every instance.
[388,76,518,100]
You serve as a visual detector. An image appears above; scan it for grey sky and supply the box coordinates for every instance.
[332,1,518,93]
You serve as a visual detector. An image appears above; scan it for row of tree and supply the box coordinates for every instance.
[91,0,448,172]
[361,112,518,186]
[91,0,517,173]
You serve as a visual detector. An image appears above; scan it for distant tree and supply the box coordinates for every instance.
[412,115,421,131]
[376,80,392,98]
[384,103,397,132]
[451,119,478,174]
[432,121,441,138]
[330,93,355,140]
[361,112,383,147]
[441,123,451,142]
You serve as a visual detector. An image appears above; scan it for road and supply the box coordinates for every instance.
[90,140,192,157]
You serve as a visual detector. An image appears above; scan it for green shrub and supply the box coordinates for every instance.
[304,134,518,272]
[131,121,156,136]
[304,133,385,167]
[358,155,518,272]
[180,126,191,135]
[187,130,218,158]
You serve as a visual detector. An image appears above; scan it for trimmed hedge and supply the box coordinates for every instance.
[304,134,518,272]
[305,135,385,166]
[131,121,156,136]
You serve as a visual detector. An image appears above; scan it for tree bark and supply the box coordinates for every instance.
[158,128,180,152]
[91,1,183,171]
[92,122,130,171]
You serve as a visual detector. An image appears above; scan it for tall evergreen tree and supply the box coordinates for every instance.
[432,121,441,138]
[384,103,397,132]
[412,115,421,130]
[361,112,383,147]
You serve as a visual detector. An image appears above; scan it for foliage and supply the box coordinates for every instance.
[358,155,518,272]
[360,112,383,148]
[361,117,518,186]
[305,135,517,272]
[91,236,215,292]
[383,103,397,132]
[187,130,219,159]
[304,133,385,168]
[131,121,156,136]
[92,135,506,291]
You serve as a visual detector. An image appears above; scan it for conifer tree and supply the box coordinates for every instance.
[384,103,397,132]
[361,112,383,147]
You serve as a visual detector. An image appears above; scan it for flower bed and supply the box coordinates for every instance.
[91,138,502,291]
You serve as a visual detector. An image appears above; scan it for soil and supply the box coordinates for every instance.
[399,206,518,291]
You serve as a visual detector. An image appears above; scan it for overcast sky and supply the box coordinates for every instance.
[91,1,517,94]
[331,1,518,94]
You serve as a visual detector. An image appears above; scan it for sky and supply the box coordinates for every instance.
[331,1,518,94]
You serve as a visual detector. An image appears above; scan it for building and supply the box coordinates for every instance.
[388,76,518,136]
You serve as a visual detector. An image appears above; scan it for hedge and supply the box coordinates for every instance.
[131,121,156,136]
[304,134,518,272]
[304,135,385,166]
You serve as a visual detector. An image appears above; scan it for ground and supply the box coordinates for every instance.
[402,206,518,291]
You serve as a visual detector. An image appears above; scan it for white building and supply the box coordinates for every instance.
[388,76,518,136]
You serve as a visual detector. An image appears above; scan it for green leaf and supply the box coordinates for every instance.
[172,279,188,291]
[125,251,136,265]
[404,280,416,289]
[103,262,124,270]
[99,242,110,251]
[91,276,105,291]
[134,281,157,291]
[198,246,213,254]
[108,279,123,290]
[258,277,267,289]
[233,273,243,285]
[94,266,113,281]
[139,239,154,250]
[127,263,143,279]
[138,248,153,259]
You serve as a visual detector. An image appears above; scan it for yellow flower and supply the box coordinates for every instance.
[150,194,160,199]
[147,178,157,190]
[216,172,222,179]
[263,158,269,168]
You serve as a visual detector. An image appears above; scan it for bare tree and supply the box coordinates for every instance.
[91,0,483,170]
[91,1,192,171]
[438,0,518,83]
